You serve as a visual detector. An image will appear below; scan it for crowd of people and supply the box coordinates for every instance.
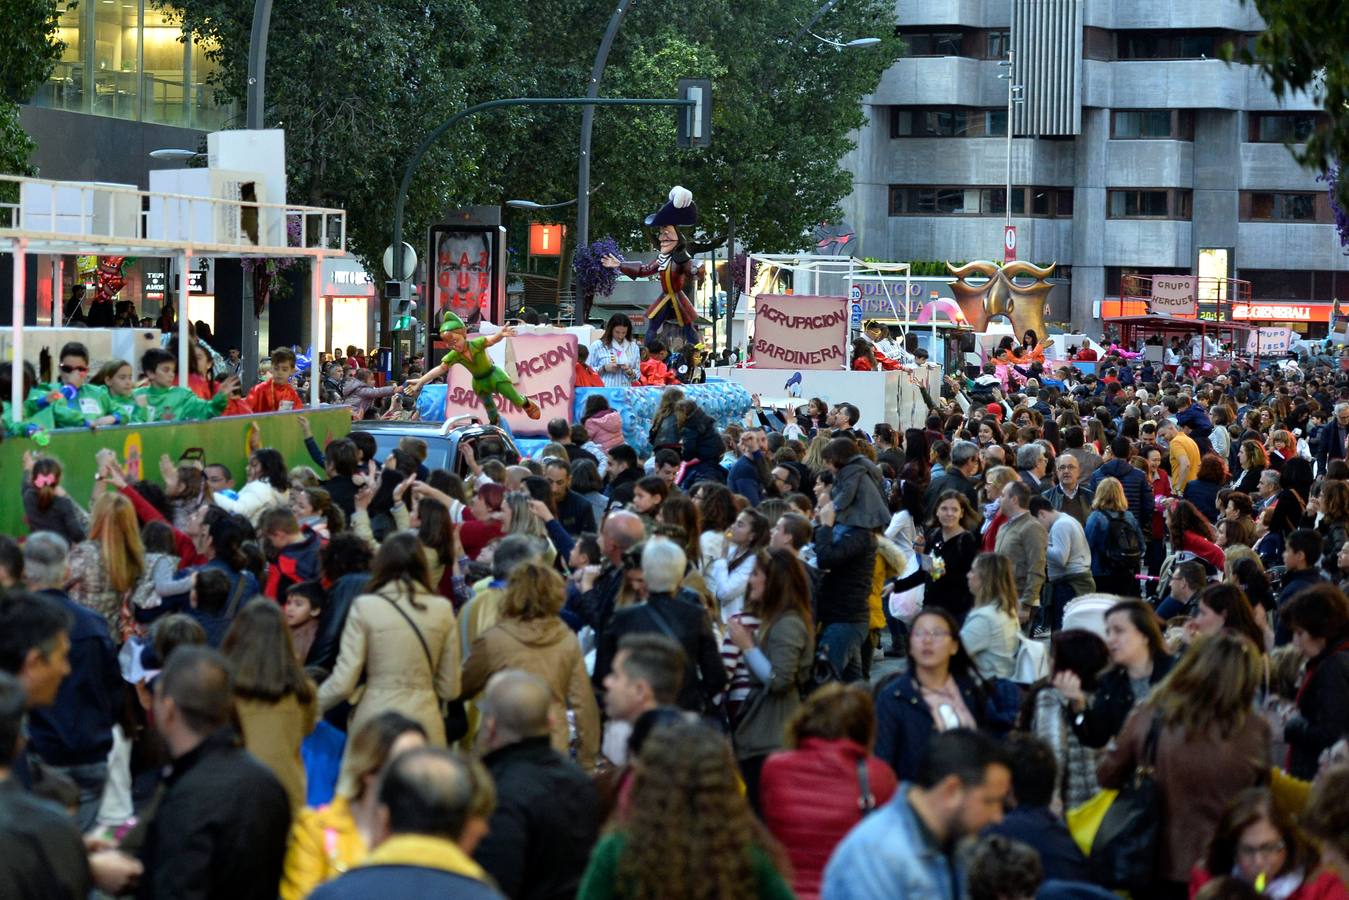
[5,316,1349,900]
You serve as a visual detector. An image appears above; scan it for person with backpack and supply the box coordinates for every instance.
[1084,477,1146,598]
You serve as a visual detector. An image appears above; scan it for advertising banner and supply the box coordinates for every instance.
[752,294,849,369]
[1150,275,1198,316]
[442,331,578,435]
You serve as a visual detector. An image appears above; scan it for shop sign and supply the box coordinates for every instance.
[1231,303,1330,322]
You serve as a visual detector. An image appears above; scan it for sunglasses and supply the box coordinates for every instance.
[60,364,89,374]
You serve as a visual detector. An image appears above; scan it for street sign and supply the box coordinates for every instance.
[1003,225,1017,263]
[383,242,417,280]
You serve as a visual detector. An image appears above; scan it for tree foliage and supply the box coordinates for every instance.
[0,0,64,176]
[162,0,898,278]
[1234,0,1349,213]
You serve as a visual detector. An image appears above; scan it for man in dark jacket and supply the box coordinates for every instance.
[473,671,599,900]
[259,508,323,601]
[138,647,290,899]
[22,533,120,833]
[1277,529,1328,645]
[728,429,767,504]
[983,734,1091,883]
[577,513,647,679]
[924,440,982,520]
[317,436,362,520]
[312,748,503,900]
[591,538,727,712]
[813,499,876,683]
[604,445,643,507]
[543,459,597,537]
[1318,402,1349,470]
[1087,436,1153,531]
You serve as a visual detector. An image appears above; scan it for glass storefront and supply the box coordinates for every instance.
[28,1,232,130]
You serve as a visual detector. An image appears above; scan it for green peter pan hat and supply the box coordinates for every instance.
[439,309,467,334]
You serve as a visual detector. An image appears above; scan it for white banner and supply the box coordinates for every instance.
[1246,326,1294,356]
[1150,275,1197,316]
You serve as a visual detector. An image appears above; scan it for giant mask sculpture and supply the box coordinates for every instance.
[947,260,1055,338]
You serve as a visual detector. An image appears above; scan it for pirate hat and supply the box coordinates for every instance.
[644,185,698,228]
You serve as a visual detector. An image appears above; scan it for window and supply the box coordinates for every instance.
[1107,189,1191,219]
[27,1,228,129]
[986,31,1010,59]
[1245,192,1320,222]
[1113,110,1173,139]
[900,29,969,57]
[889,186,1072,218]
[1249,112,1324,143]
[1115,30,1239,59]
[890,107,1008,138]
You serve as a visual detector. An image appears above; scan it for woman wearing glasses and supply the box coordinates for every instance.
[872,608,987,781]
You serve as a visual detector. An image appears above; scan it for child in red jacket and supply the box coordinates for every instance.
[636,339,681,386]
[246,347,304,413]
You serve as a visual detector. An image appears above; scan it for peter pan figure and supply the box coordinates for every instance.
[404,310,541,425]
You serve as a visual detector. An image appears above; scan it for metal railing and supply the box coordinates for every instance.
[0,173,346,258]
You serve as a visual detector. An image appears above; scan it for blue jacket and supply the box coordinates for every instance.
[874,671,985,782]
[1084,510,1145,578]
[821,783,963,900]
[985,806,1090,883]
[27,590,120,766]
[728,453,764,505]
[1182,478,1222,525]
[1086,459,1153,532]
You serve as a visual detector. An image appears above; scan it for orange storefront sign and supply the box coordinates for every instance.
[1231,303,1331,322]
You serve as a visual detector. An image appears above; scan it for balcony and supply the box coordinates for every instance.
[871,57,1004,107]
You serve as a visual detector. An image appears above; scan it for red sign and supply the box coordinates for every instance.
[529,223,566,257]
[1232,302,1330,322]
[1003,226,1017,263]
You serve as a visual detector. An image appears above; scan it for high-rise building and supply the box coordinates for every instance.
[841,0,1345,336]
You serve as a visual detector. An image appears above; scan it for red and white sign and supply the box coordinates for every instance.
[752,294,849,370]
[1150,275,1197,316]
[528,223,565,257]
[442,331,578,436]
[1003,225,1017,263]
[1232,302,1330,322]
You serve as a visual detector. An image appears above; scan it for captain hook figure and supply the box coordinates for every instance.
[601,185,701,347]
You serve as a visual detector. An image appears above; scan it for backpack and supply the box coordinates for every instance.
[1103,510,1143,575]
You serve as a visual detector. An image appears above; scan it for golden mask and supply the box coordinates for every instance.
[947,260,1056,339]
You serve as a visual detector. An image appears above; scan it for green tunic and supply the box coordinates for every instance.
[23,382,115,427]
[135,384,229,422]
[105,391,154,425]
[442,336,529,421]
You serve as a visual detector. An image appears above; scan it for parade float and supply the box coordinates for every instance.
[0,130,352,535]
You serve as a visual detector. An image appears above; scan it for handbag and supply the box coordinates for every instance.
[1084,712,1164,890]
[377,592,469,743]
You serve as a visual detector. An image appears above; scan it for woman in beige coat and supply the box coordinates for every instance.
[459,561,600,769]
[318,532,461,746]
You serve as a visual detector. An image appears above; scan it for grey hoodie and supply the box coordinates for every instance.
[831,455,891,530]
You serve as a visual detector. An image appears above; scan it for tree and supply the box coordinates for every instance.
[0,0,64,179]
[1234,0,1349,214]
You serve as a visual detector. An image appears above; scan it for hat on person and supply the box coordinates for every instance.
[644,185,698,228]
[985,403,1004,421]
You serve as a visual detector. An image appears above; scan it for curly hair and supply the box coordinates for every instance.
[1168,498,1216,546]
[617,721,782,900]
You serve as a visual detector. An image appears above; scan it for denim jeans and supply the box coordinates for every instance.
[819,621,870,682]
[31,757,108,833]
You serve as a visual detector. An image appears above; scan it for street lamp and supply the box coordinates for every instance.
[507,184,604,210]
[807,33,881,49]
[148,148,203,161]
[998,54,1026,235]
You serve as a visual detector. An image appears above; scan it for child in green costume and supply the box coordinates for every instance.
[404,311,541,425]
[135,347,241,422]
[92,359,153,425]
[24,341,120,428]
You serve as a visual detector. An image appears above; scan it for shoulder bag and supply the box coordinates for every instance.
[1087,711,1164,890]
[378,590,469,743]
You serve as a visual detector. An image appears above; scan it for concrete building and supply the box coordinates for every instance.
[842,0,1345,337]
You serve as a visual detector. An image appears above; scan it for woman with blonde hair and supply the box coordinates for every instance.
[961,553,1020,680]
[1084,476,1145,597]
[458,561,600,769]
[68,491,165,639]
[1098,633,1270,894]
[281,713,428,900]
[803,432,832,473]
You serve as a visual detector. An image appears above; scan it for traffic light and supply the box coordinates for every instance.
[677,78,712,149]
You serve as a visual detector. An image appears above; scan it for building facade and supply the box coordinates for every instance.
[841,0,1347,336]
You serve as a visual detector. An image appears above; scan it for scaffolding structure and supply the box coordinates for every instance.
[0,173,348,420]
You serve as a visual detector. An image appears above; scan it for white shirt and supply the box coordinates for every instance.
[588,339,640,389]
[1045,513,1092,579]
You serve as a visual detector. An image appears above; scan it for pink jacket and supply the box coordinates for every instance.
[584,409,624,451]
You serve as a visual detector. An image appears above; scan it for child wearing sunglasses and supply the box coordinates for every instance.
[23,341,121,428]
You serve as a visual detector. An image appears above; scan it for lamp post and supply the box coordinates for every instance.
[998,52,1024,245]
[572,0,635,327]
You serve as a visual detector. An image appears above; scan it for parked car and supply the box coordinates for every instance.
[351,419,520,480]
